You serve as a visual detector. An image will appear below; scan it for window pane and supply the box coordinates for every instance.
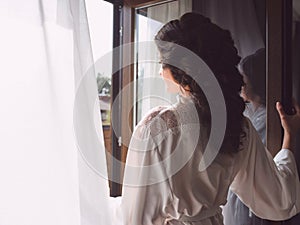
[135,0,192,123]
[85,0,113,189]
[86,0,113,127]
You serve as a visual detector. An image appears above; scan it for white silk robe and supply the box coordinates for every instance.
[120,97,300,225]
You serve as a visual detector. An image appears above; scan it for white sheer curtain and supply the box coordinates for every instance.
[0,1,111,224]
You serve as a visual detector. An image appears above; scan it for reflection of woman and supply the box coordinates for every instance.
[240,49,266,143]
[223,49,268,225]
[120,13,300,225]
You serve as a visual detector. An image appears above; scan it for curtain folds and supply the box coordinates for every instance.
[0,1,110,224]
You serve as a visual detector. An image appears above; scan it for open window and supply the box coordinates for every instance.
[85,3,300,213]
[135,1,192,122]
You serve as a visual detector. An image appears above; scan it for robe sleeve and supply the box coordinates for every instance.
[120,113,174,225]
[230,119,300,220]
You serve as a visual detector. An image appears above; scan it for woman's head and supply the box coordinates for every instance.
[155,12,245,153]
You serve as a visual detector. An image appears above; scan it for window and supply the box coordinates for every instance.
[85,0,114,193]
[134,0,192,123]
[86,0,113,127]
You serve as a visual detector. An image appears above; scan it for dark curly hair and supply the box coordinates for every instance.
[155,12,245,154]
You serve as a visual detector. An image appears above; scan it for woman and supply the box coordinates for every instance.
[120,13,300,225]
[223,49,268,225]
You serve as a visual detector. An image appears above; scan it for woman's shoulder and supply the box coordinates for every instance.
[137,105,181,138]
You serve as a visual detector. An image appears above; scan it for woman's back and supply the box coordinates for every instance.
[121,95,300,225]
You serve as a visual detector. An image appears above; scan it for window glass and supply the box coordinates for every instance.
[135,0,192,123]
[86,0,113,126]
